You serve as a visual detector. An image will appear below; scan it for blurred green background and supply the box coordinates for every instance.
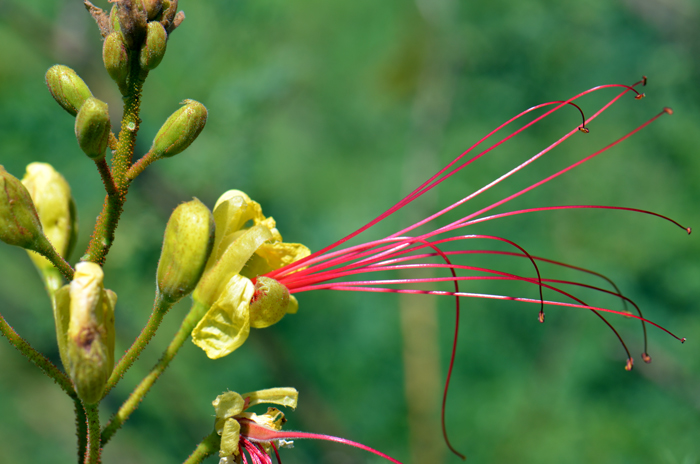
[1,0,698,463]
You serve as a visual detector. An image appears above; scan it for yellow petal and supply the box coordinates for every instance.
[193,225,272,307]
[240,387,298,410]
[255,242,311,273]
[213,391,246,432]
[219,417,241,457]
[191,275,255,359]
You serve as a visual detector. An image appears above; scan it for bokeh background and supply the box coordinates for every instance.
[1,0,699,463]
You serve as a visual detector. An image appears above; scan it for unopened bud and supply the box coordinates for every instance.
[140,0,163,20]
[139,22,167,71]
[63,262,117,404]
[116,0,148,50]
[75,97,111,160]
[103,32,130,93]
[22,163,77,279]
[249,277,291,329]
[0,165,48,251]
[109,5,121,33]
[151,99,207,158]
[157,198,215,304]
[45,65,93,117]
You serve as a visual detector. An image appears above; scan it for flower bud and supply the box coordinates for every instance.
[140,0,163,20]
[103,32,130,94]
[109,5,121,33]
[22,163,78,290]
[61,262,117,404]
[157,198,215,304]
[249,277,291,329]
[0,165,48,252]
[75,97,111,160]
[139,21,167,71]
[45,65,93,117]
[151,100,207,158]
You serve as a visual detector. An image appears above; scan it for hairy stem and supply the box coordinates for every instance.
[34,237,74,281]
[74,398,87,464]
[183,430,221,464]
[104,294,174,395]
[84,403,101,464]
[101,300,209,445]
[0,312,76,396]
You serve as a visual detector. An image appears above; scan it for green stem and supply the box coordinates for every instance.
[101,300,209,445]
[104,294,174,395]
[94,158,118,197]
[84,403,101,464]
[0,312,76,396]
[126,150,159,181]
[83,59,146,265]
[74,398,87,464]
[183,430,221,464]
[34,237,74,281]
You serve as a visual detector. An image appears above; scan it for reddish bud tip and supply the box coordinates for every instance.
[642,353,652,363]
[664,107,674,115]
[686,227,692,235]
[578,126,590,133]
[634,93,646,100]
[642,76,648,86]
[625,358,634,371]
[538,310,545,323]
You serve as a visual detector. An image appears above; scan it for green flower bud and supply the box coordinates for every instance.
[60,262,117,404]
[103,32,130,94]
[157,198,215,304]
[0,165,48,252]
[22,163,78,294]
[109,5,121,33]
[151,99,207,158]
[75,97,111,160]
[45,65,93,117]
[140,0,163,20]
[139,22,167,71]
[249,277,291,329]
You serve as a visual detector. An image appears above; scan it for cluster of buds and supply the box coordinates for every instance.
[85,0,184,94]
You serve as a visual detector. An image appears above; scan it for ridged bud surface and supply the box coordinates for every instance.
[45,65,93,117]
[151,99,207,158]
[22,163,77,271]
[103,32,130,93]
[0,165,47,251]
[63,262,117,404]
[139,22,167,71]
[141,0,163,19]
[75,97,111,160]
[249,277,290,329]
[157,198,215,303]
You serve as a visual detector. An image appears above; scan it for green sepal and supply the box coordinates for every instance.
[75,97,111,160]
[45,65,93,117]
[151,99,208,158]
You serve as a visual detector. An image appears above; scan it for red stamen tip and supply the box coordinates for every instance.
[642,353,652,363]
[578,126,590,133]
[538,310,545,323]
[642,76,648,86]
[686,227,691,235]
[664,107,674,115]
[625,358,634,371]
[681,338,686,344]
[634,93,646,100]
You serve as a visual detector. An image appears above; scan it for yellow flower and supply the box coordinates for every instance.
[191,190,310,359]
[213,387,298,460]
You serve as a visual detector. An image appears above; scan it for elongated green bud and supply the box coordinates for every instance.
[45,65,93,117]
[157,198,215,304]
[61,262,117,404]
[75,97,111,160]
[22,163,78,294]
[0,165,49,252]
[103,32,130,94]
[151,99,207,158]
[140,22,167,71]
[249,277,291,329]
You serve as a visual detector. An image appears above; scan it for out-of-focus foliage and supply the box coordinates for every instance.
[1,0,698,463]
